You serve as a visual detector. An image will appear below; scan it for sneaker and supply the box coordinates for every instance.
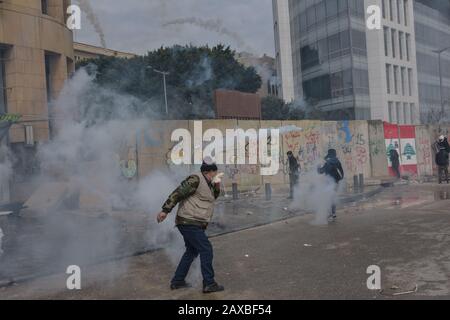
[203,282,225,294]
[170,281,192,290]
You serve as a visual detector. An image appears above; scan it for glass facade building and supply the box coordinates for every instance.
[414,0,450,123]
[288,0,371,120]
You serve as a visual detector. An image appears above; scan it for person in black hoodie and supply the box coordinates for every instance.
[389,149,401,179]
[435,135,450,184]
[319,149,344,221]
[287,151,301,199]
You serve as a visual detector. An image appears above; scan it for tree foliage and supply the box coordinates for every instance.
[76,45,262,120]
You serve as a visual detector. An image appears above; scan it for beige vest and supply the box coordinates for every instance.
[177,173,216,223]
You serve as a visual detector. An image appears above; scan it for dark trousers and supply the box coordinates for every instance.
[289,174,299,198]
[438,165,449,183]
[392,164,401,179]
[172,225,215,286]
[330,182,338,218]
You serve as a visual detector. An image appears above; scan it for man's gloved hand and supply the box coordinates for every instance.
[212,172,225,184]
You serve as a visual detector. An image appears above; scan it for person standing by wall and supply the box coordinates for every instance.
[157,158,225,294]
[389,149,401,179]
[318,149,344,222]
[435,135,450,184]
[287,151,300,199]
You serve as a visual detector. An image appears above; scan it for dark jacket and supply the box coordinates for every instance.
[435,139,450,166]
[389,149,400,167]
[288,155,300,176]
[319,157,344,184]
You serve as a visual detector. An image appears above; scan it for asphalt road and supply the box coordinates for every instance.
[0,183,449,300]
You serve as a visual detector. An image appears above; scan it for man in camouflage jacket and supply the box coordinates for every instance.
[157,158,225,294]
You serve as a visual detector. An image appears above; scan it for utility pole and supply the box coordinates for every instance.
[148,66,169,116]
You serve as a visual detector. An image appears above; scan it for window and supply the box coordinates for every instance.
[0,48,6,114]
[393,66,399,94]
[303,74,332,101]
[396,0,401,24]
[408,68,413,96]
[389,101,395,122]
[328,33,341,58]
[45,55,52,102]
[331,71,344,98]
[353,69,369,95]
[389,0,394,21]
[326,0,338,18]
[405,34,410,61]
[410,103,415,123]
[384,27,390,56]
[300,13,307,32]
[340,30,350,54]
[382,0,386,19]
[41,0,48,15]
[399,32,404,60]
[338,0,348,13]
[352,29,367,56]
[401,67,406,96]
[391,29,396,58]
[386,64,392,94]
[349,0,364,17]
[318,38,328,63]
[396,102,402,124]
[307,6,316,27]
[403,0,408,26]
[316,2,326,23]
[344,69,354,95]
[300,43,319,70]
[404,103,410,124]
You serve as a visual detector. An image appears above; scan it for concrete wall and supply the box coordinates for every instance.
[368,121,389,177]
[132,120,441,190]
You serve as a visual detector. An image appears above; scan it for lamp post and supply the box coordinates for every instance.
[432,47,450,117]
[147,66,169,116]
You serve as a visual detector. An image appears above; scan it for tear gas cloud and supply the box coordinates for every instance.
[290,166,346,225]
[0,69,191,282]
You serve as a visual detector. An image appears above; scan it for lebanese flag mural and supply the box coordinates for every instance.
[384,122,418,176]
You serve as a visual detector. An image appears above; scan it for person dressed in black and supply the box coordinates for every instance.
[287,151,300,199]
[435,135,450,184]
[318,149,344,221]
[389,149,401,179]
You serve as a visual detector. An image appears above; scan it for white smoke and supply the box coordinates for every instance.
[290,165,344,225]
[77,0,107,48]
[136,172,202,286]
[186,56,213,88]
[0,144,12,205]
[163,17,254,53]
[0,68,203,286]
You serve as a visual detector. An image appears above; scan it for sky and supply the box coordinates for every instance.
[73,0,275,57]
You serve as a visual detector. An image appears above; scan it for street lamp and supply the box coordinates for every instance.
[147,66,169,116]
[432,47,450,117]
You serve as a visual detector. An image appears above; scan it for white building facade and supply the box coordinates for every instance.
[272,0,296,102]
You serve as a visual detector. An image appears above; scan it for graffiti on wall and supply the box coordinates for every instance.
[336,121,369,175]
